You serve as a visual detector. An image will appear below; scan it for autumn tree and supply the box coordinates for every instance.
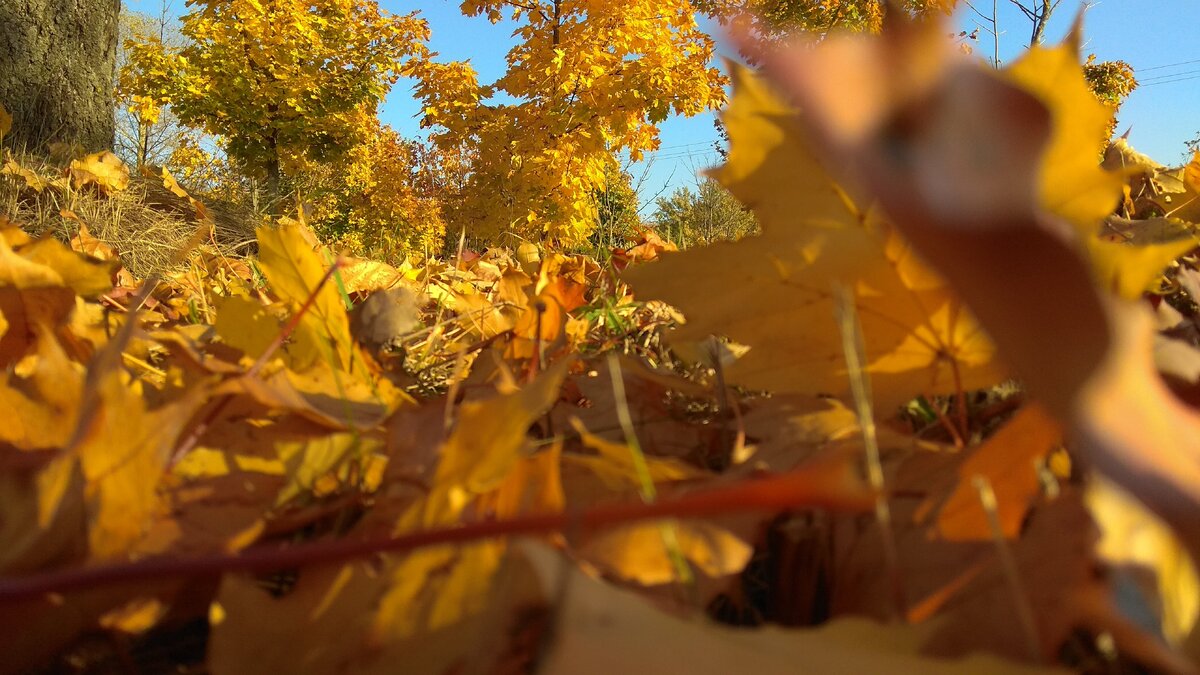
[653,177,758,247]
[115,7,193,170]
[0,0,119,152]
[302,122,447,261]
[413,0,726,246]
[589,165,643,253]
[121,0,430,206]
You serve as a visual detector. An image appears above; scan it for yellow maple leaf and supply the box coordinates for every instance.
[77,368,207,559]
[69,151,130,193]
[1001,33,1124,233]
[213,295,278,360]
[423,357,572,525]
[0,226,118,298]
[255,220,359,375]
[1002,38,1193,297]
[625,63,1001,409]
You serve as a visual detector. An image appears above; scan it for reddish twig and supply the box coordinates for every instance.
[246,259,344,378]
[0,461,871,602]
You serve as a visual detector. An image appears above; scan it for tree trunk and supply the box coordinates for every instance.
[0,0,120,152]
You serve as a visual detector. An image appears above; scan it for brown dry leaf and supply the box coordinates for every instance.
[519,543,1064,675]
[136,468,281,557]
[552,355,724,465]
[0,581,176,675]
[69,150,130,193]
[738,394,860,470]
[208,563,383,675]
[208,545,547,675]
[0,454,84,575]
[566,418,708,489]
[936,403,1063,541]
[1152,154,1200,224]
[352,287,421,349]
[1072,302,1200,567]
[624,63,1002,410]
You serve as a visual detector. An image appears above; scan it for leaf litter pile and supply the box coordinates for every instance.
[4,14,1200,675]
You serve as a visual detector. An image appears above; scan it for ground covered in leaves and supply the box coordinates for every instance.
[3,17,1200,675]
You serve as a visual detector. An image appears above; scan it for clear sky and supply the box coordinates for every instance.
[126,0,1200,215]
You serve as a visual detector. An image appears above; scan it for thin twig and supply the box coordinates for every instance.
[0,461,872,602]
[833,283,905,620]
[973,475,1042,662]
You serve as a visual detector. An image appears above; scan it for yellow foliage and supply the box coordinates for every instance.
[413,0,726,245]
[121,0,430,194]
[302,123,446,261]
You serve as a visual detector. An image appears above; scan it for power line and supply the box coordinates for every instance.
[1135,58,1200,73]
[1140,72,1200,88]
[1138,68,1200,84]
[640,150,721,163]
[652,140,716,151]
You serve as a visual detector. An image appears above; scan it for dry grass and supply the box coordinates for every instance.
[1,152,258,278]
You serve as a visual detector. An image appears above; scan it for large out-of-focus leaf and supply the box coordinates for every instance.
[749,5,1200,594]
[624,63,1001,410]
[1000,37,1124,232]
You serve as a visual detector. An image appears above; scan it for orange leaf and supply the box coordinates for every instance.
[936,404,1063,541]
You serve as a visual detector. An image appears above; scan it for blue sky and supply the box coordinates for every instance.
[129,0,1200,214]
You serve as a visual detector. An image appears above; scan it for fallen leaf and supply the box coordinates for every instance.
[518,542,1065,675]
[70,151,130,193]
[256,221,358,374]
[936,403,1063,541]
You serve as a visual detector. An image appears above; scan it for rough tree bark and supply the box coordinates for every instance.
[0,0,121,152]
